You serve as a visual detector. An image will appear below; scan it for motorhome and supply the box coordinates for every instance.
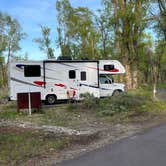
[9,59,125,104]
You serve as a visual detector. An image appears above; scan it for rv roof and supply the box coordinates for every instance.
[44,60,99,63]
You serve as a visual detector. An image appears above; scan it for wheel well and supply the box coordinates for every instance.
[116,89,123,92]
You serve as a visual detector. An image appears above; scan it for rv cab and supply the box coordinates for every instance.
[99,75,125,97]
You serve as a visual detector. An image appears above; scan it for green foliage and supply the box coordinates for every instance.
[0,56,6,87]
[56,0,99,59]
[98,93,147,116]
[33,25,54,59]
[75,89,166,117]
[76,92,149,116]
[0,128,72,165]
[80,93,99,110]
[0,12,26,87]
[0,12,26,63]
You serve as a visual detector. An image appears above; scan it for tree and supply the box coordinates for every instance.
[0,56,6,87]
[150,0,166,83]
[0,12,26,87]
[56,0,73,57]
[68,7,99,59]
[56,0,99,60]
[156,0,166,40]
[3,14,26,64]
[155,40,166,83]
[33,25,54,59]
[103,0,150,89]
[95,9,114,59]
[0,12,7,54]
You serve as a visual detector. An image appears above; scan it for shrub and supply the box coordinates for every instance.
[80,93,99,110]
[98,93,147,116]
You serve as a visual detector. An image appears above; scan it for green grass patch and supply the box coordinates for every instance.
[0,127,72,165]
[68,90,166,121]
[0,87,8,101]
[0,88,165,127]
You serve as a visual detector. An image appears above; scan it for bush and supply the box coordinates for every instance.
[80,93,99,110]
[66,90,165,117]
[98,93,147,116]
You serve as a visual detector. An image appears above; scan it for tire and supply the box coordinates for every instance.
[112,90,122,96]
[46,95,57,105]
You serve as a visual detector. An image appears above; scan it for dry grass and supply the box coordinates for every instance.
[0,126,72,166]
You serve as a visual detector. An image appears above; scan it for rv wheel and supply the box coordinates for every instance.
[46,95,56,105]
[113,90,122,96]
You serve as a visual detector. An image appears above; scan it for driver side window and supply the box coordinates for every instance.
[100,76,111,84]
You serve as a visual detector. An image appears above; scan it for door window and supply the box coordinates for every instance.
[81,71,86,81]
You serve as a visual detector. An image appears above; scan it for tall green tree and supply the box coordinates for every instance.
[95,9,114,59]
[0,12,7,54]
[103,0,150,89]
[156,0,166,40]
[56,0,99,59]
[0,12,25,87]
[34,25,54,59]
[56,0,73,57]
[68,7,99,59]
[0,56,6,87]
[3,14,26,64]
[150,0,166,83]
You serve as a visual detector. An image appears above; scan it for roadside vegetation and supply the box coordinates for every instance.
[0,87,166,165]
[0,0,166,165]
[0,126,73,166]
[69,88,166,122]
[0,87,165,126]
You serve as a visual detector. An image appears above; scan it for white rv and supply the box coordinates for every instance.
[9,59,125,104]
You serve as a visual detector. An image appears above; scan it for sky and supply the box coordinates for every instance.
[0,0,102,60]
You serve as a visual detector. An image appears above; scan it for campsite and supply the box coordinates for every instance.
[0,0,166,165]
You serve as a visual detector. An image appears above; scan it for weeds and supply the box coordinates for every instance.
[0,87,8,104]
[72,91,166,117]
[80,93,99,110]
[0,127,72,165]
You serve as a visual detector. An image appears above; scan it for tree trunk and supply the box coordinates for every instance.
[125,63,132,89]
[7,45,11,65]
[113,0,120,55]
[132,65,138,89]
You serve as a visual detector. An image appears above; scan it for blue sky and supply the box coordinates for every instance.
[0,0,102,60]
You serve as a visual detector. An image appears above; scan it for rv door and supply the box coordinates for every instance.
[68,69,80,100]
[99,75,114,97]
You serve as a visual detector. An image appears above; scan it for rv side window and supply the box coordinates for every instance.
[24,65,41,77]
[69,70,76,79]
[81,71,86,81]
[104,65,114,71]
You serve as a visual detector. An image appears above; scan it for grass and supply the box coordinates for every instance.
[0,87,166,165]
[0,126,72,166]
[0,87,166,127]
[0,102,94,128]
[140,83,166,90]
[66,88,166,124]
[0,87,8,101]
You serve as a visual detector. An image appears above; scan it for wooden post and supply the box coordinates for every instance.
[28,92,31,115]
